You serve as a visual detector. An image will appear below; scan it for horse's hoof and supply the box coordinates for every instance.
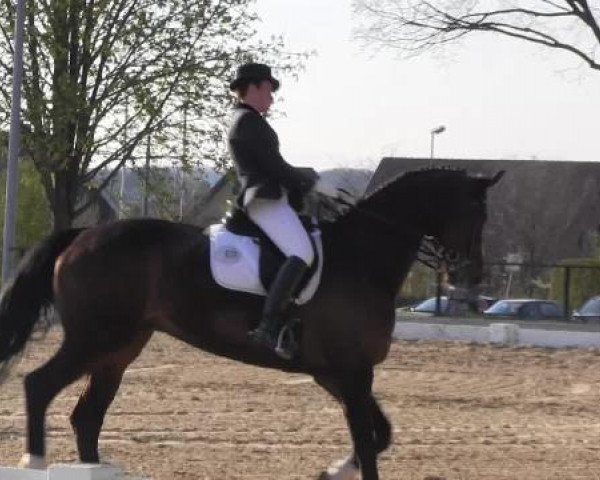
[319,456,361,480]
[18,453,47,470]
[318,471,361,480]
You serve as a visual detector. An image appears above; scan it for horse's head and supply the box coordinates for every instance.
[429,170,504,287]
[346,167,503,291]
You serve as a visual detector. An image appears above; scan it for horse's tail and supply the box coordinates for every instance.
[0,228,84,383]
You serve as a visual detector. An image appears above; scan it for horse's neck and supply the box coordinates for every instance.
[325,181,443,294]
[361,175,441,234]
[324,212,423,297]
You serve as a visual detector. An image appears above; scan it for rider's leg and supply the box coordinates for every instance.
[246,196,314,351]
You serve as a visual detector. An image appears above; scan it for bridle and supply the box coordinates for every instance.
[418,214,482,277]
[418,235,474,273]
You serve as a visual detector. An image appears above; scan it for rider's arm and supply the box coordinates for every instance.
[236,113,318,193]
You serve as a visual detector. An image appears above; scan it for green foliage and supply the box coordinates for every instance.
[0,0,308,229]
[400,262,437,301]
[0,158,52,256]
[551,258,600,311]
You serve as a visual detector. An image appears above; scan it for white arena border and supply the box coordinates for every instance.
[394,320,600,348]
[0,464,146,480]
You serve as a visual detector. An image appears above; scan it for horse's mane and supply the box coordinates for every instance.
[361,167,468,204]
[318,167,469,227]
[316,167,468,225]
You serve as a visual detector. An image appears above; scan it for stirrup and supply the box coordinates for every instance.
[274,320,299,360]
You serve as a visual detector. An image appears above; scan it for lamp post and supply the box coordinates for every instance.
[430,125,445,315]
[429,125,446,162]
[2,0,26,284]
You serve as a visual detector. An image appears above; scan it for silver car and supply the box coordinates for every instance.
[572,296,600,323]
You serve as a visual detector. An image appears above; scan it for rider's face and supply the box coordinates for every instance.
[244,81,274,114]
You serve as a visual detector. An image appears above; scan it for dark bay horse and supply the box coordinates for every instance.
[0,168,502,480]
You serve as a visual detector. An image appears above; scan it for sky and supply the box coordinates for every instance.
[254,0,600,171]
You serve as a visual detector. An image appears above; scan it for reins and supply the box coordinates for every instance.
[332,191,415,235]
[330,194,474,272]
[329,195,441,266]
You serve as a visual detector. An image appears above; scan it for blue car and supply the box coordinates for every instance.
[410,295,496,314]
[483,299,563,320]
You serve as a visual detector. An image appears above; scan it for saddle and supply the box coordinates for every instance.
[208,209,323,304]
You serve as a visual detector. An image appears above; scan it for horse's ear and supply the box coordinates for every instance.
[488,171,505,187]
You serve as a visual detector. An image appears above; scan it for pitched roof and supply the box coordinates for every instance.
[367,157,600,195]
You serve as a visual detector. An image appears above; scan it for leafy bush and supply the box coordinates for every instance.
[551,258,600,312]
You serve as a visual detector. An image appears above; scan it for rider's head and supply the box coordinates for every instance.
[230,63,279,114]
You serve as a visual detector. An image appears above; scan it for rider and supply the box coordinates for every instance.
[227,62,339,353]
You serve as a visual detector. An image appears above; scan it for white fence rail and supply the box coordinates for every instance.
[394,320,600,348]
[0,464,145,480]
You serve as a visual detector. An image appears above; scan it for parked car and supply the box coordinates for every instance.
[409,295,497,314]
[409,296,448,313]
[483,299,563,320]
[572,296,600,323]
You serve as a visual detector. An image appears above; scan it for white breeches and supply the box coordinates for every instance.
[246,195,315,266]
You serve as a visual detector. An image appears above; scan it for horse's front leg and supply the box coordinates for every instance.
[319,454,360,480]
[344,388,378,480]
[315,367,380,480]
[320,395,392,479]
[370,396,392,455]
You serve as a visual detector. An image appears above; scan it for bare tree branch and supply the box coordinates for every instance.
[354,0,600,70]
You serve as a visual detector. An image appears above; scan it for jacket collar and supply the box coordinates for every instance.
[235,102,260,115]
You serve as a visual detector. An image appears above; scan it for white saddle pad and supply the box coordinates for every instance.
[208,224,323,305]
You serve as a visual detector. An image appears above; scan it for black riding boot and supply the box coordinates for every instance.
[250,256,308,354]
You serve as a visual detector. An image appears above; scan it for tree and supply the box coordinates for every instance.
[353,1,600,71]
[0,138,52,255]
[0,0,305,230]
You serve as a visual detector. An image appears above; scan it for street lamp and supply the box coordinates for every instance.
[429,125,446,161]
[430,123,446,315]
[2,0,26,283]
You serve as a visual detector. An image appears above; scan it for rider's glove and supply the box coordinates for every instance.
[313,178,339,199]
[312,179,356,216]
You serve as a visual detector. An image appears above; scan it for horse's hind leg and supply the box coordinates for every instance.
[70,330,152,463]
[21,344,87,469]
[70,365,124,463]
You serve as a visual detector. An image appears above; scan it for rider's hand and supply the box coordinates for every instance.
[312,179,357,216]
[335,187,357,207]
[313,178,339,199]
[314,180,357,206]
